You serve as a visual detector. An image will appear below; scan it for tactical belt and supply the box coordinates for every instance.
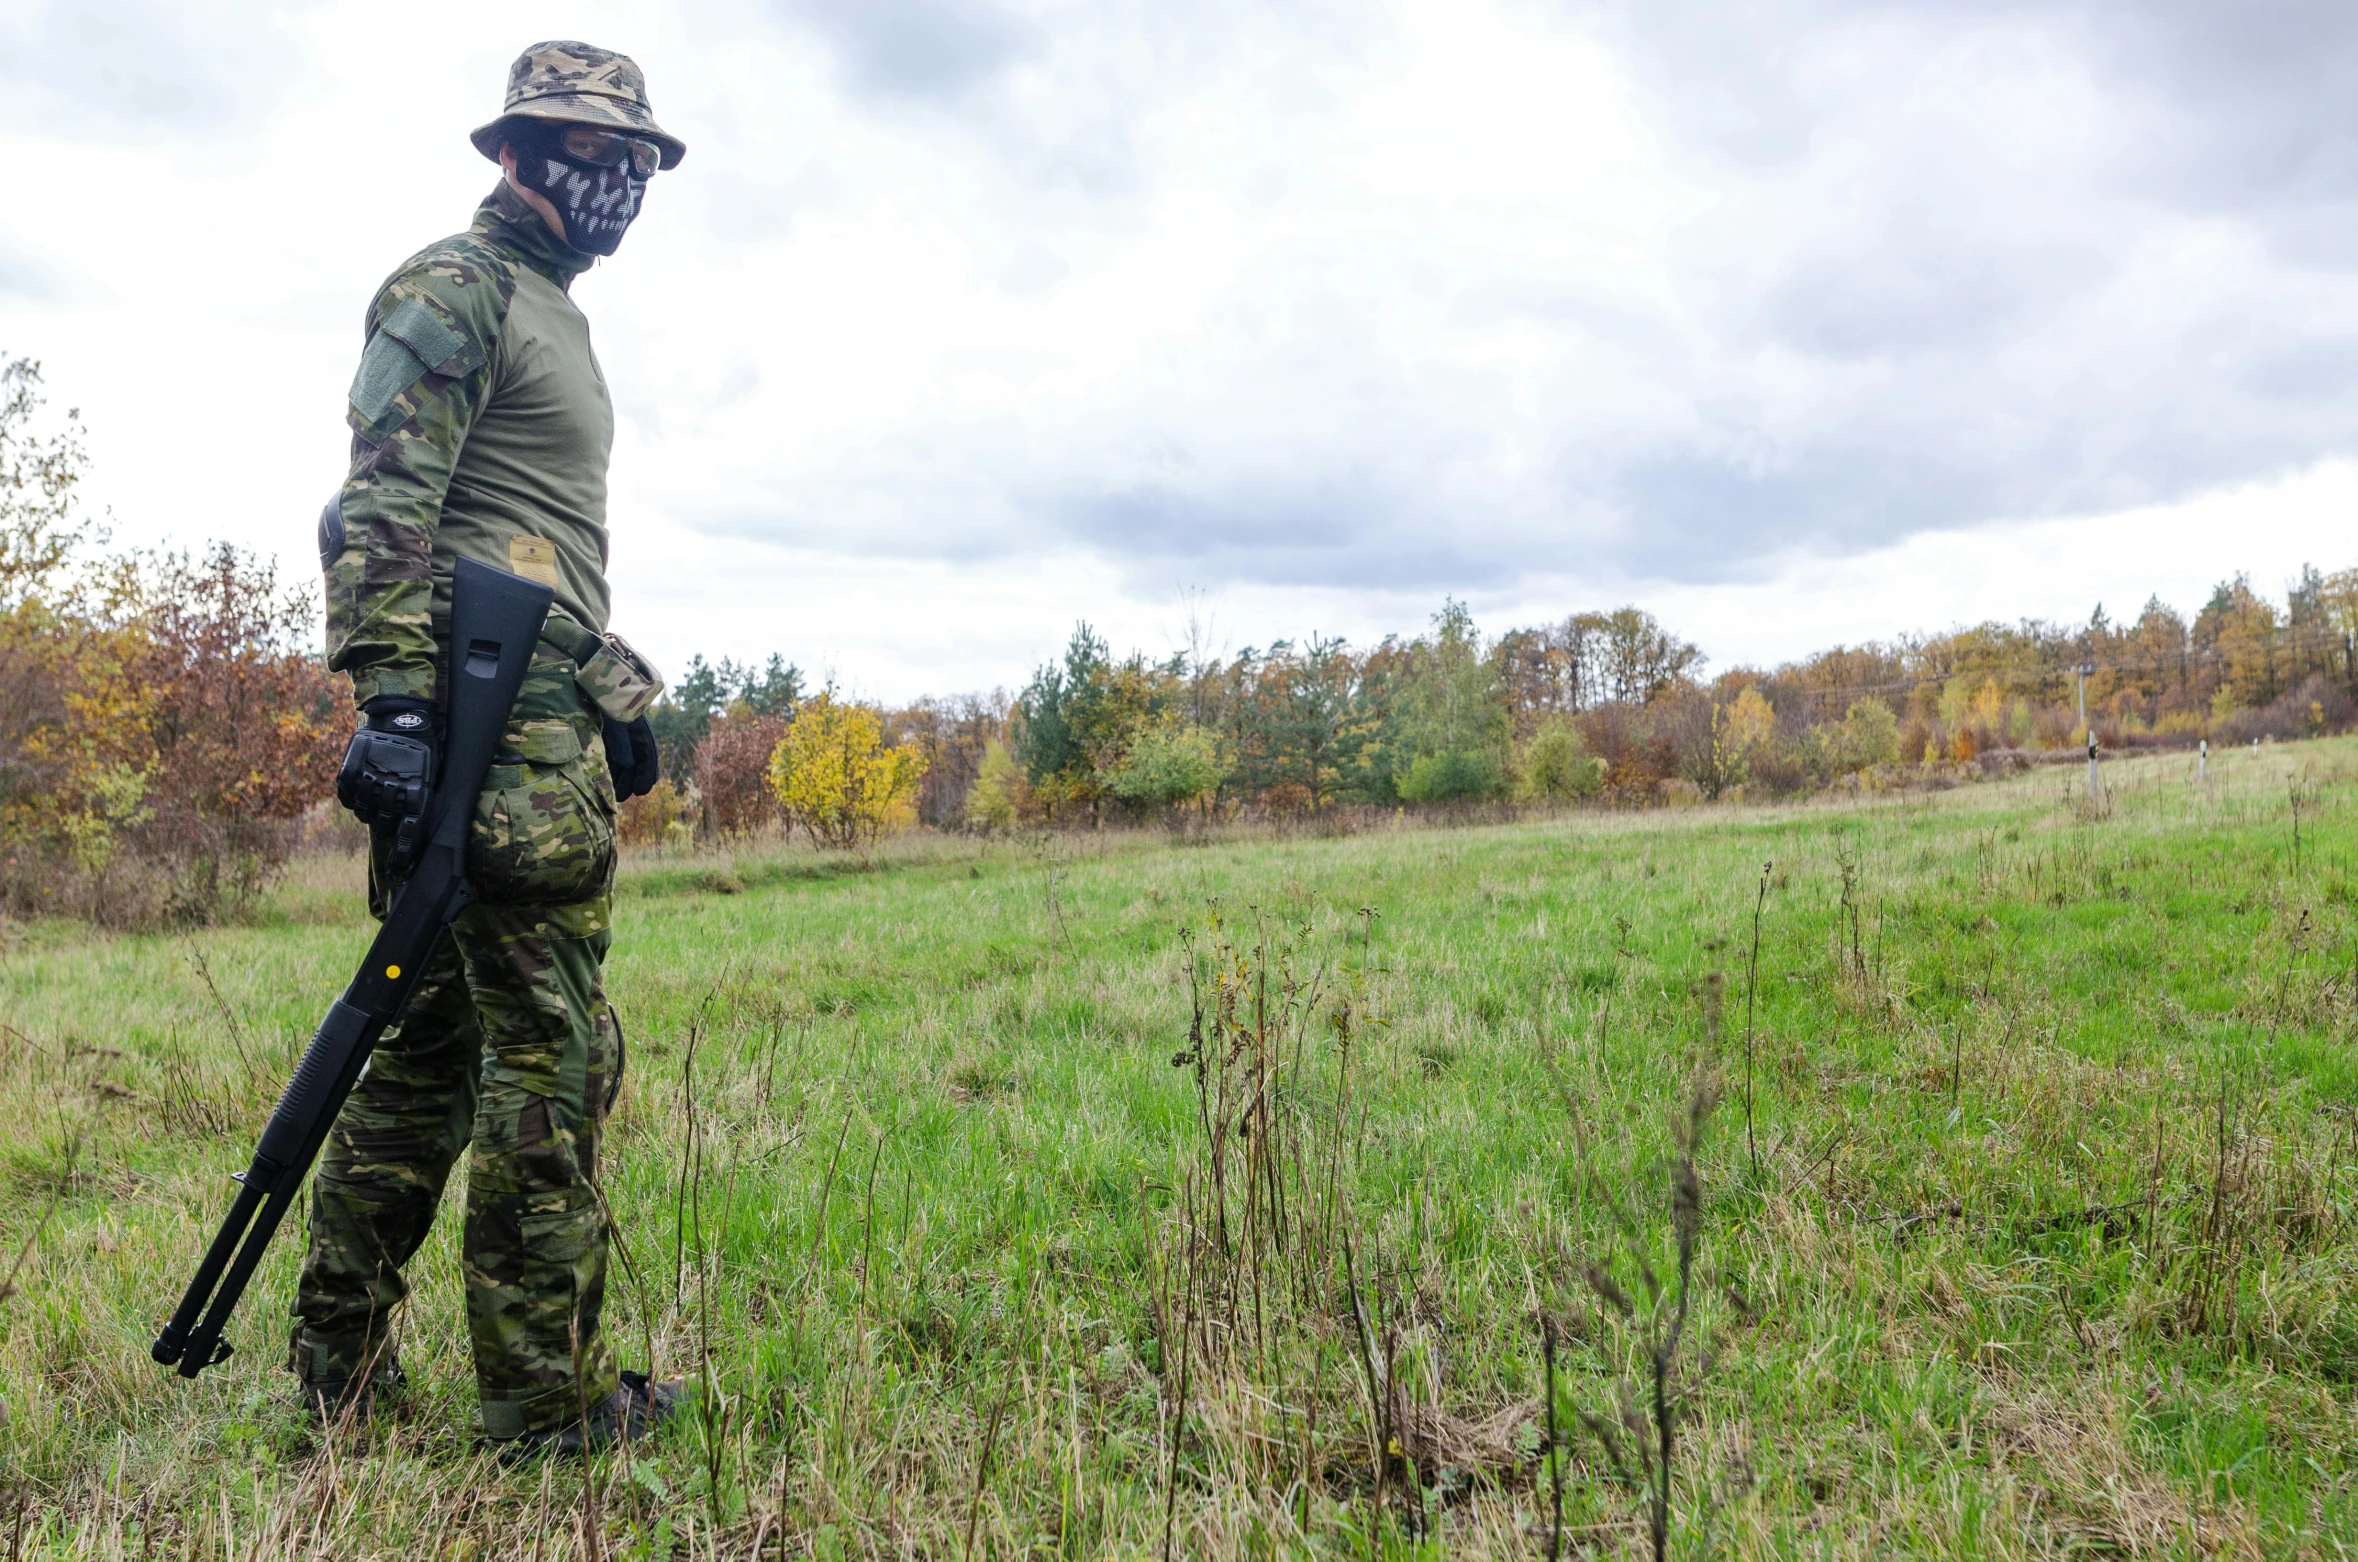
[538,604,603,666]
[430,604,602,671]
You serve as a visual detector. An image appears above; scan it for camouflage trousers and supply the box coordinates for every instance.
[294,657,626,1439]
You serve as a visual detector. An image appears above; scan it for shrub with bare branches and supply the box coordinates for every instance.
[695,708,788,838]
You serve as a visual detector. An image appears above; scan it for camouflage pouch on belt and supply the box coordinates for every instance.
[574,632,664,723]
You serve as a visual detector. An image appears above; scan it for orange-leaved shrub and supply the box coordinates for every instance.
[618,777,690,847]
[0,357,346,924]
[114,547,347,921]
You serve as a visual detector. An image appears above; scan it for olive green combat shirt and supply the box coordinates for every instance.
[323,181,613,707]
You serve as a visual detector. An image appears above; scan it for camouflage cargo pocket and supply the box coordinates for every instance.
[468,743,617,907]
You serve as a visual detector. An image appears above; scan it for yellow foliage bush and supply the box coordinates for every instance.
[766,692,929,849]
[964,738,1028,832]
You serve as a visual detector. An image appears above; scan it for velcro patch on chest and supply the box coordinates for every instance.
[508,535,562,588]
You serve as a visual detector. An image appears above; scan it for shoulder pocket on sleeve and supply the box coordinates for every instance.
[382,294,485,379]
[347,293,488,439]
[349,330,426,436]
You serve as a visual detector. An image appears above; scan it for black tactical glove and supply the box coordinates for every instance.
[337,697,439,866]
[602,715,660,802]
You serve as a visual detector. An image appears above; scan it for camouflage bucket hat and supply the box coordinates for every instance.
[470,41,686,170]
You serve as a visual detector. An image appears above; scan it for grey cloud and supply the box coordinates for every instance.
[0,0,306,138]
[1599,332,2358,584]
[1499,0,2358,580]
[1607,444,2059,584]
[1189,2,2358,590]
[682,468,1522,595]
[762,0,1038,98]
[2258,205,2358,271]
[1063,485,1365,556]
[1583,0,2358,202]
[754,1,1361,197]
[1580,0,2358,266]
[679,0,2358,606]
[2085,2,2358,213]
[2242,338,2358,402]
[1756,234,2078,365]
[1051,485,1508,590]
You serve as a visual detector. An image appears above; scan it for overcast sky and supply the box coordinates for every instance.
[7,0,2357,699]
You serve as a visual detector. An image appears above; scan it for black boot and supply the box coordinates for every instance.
[299,1353,405,1425]
[493,1371,687,1466]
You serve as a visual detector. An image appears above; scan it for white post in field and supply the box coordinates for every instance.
[2076,662,2097,800]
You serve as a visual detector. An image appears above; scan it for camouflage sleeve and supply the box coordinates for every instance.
[321,250,508,707]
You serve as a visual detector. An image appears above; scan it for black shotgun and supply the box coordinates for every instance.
[153,556,553,1378]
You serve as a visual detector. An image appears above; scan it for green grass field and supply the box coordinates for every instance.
[3,742,2356,1558]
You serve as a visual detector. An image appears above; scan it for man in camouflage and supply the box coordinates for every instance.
[295,41,683,1459]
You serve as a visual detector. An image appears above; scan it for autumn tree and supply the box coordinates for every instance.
[889,692,1010,829]
[649,652,802,781]
[115,545,346,919]
[1830,698,1900,772]
[1265,634,1367,807]
[0,358,345,922]
[1698,684,1776,797]
[2196,576,2281,712]
[0,358,131,908]
[964,738,1028,831]
[639,556,2358,824]
[696,707,789,836]
[1014,623,1110,817]
[1496,607,1702,723]
[2318,569,2358,689]
[767,691,928,848]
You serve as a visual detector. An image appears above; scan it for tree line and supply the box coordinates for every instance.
[637,570,2358,842]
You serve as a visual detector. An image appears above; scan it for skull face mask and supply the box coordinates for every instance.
[508,122,657,256]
